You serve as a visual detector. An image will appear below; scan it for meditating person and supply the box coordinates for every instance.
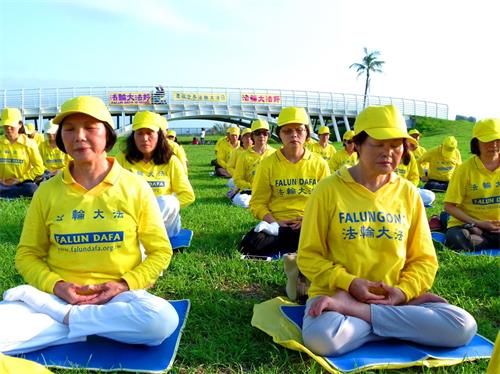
[418,136,462,191]
[328,130,358,172]
[408,129,427,160]
[232,119,275,208]
[0,108,45,198]
[117,111,195,238]
[226,127,253,197]
[0,96,179,355]
[309,126,336,162]
[215,126,240,178]
[444,118,500,251]
[297,105,477,357]
[38,121,71,179]
[239,107,329,256]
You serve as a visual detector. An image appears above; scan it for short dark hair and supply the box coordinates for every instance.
[276,124,311,143]
[56,121,116,154]
[353,130,409,163]
[124,130,173,165]
[470,138,480,156]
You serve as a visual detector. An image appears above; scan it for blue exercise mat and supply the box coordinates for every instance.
[281,305,493,373]
[170,229,193,250]
[14,299,190,373]
[431,232,500,256]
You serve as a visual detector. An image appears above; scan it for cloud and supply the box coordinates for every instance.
[65,0,210,34]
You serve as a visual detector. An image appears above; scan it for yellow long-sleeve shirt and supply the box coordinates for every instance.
[394,152,420,186]
[216,140,239,170]
[116,153,195,208]
[233,146,276,190]
[0,135,45,182]
[38,140,71,172]
[328,149,358,172]
[412,145,427,160]
[419,145,462,181]
[297,167,438,301]
[226,147,247,176]
[309,142,337,161]
[250,148,330,221]
[444,155,500,228]
[15,158,172,294]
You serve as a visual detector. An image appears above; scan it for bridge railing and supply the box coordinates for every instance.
[0,86,448,119]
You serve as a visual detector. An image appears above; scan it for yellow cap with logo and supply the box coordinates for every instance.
[318,125,330,135]
[0,108,22,127]
[441,135,458,158]
[241,128,252,137]
[472,118,500,142]
[227,127,240,136]
[25,123,36,134]
[408,129,421,136]
[53,96,115,129]
[354,105,416,144]
[277,107,309,127]
[167,129,176,137]
[132,111,161,132]
[158,115,168,131]
[251,119,270,132]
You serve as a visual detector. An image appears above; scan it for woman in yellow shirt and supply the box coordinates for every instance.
[444,119,500,251]
[239,107,330,257]
[0,108,44,198]
[328,130,358,172]
[0,97,178,354]
[297,105,476,356]
[39,121,71,179]
[117,111,195,238]
[309,126,336,162]
[232,119,275,208]
[226,127,253,196]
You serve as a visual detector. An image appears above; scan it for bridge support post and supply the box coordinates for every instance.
[331,116,341,142]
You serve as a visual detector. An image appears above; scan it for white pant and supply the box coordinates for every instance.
[302,296,477,357]
[0,290,179,355]
[232,192,251,208]
[419,188,436,207]
[157,195,181,237]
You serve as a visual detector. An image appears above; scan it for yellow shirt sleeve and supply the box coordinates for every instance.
[233,150,252,191]
[169,155,195,208]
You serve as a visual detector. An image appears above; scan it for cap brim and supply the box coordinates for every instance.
[132,122,160,132]
[365,128,417,145]
[476,133,500,142]
[0,120,20,127]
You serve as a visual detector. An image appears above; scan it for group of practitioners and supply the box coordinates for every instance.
[0,97,497,369]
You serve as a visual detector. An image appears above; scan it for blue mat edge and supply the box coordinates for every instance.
[431,232,500,256]
[170,229,193,250]
[280,304,493,372]
[12,299,191,373]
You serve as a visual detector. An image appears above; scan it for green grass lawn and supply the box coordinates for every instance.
[0,122,498,373]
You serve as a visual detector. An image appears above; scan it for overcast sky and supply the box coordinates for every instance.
[1,0,498,120]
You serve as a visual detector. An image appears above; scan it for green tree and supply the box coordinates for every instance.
[350,47,385,108]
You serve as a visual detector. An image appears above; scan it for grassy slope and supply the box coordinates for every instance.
[0,120,498,373]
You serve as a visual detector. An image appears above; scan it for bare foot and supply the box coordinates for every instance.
[407,292,448,305]
[329,290,360,315]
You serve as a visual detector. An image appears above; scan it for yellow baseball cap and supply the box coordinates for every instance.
[408,129,421,136]
[441,136,457,158]
[354,105,416,144]
[241,128,252,137]
[472,118,500,142]
[228,127,240,136]
[318,125,330,135]
[158,115,168,131]
[277,107,309,127]
[132,111,161,132]
[343,130,355,141]
[53,96,115,129]
[251,119,270,132]
[0,108,22,127]
[166,129,176,137]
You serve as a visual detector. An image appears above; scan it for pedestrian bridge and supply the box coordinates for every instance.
[0,86,448,141]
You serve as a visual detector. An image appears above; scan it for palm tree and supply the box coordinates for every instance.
[350,48,385,108]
